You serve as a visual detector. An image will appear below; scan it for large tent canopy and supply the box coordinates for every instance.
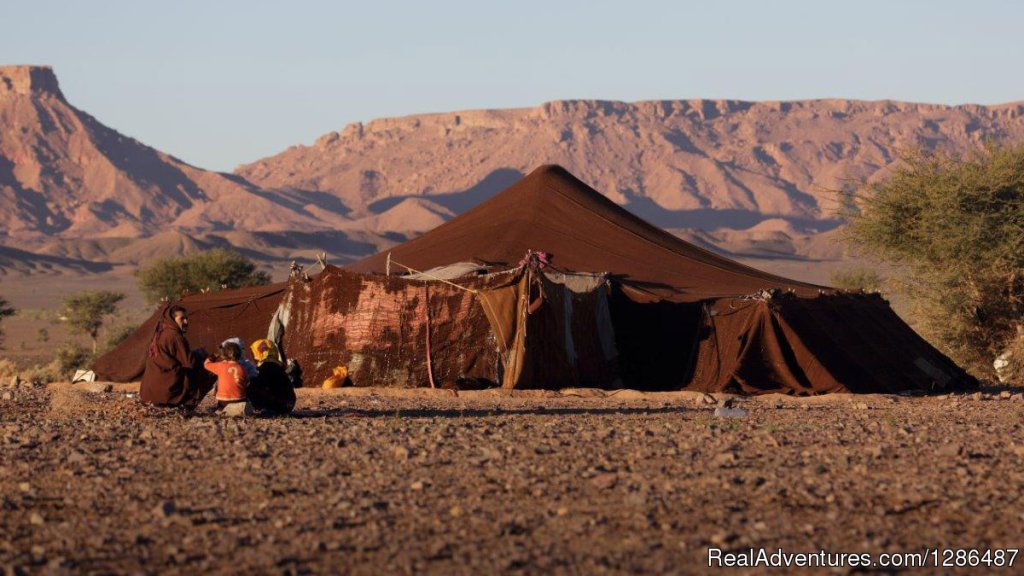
[348,165,825,302]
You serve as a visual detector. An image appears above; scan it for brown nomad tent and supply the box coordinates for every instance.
[91,283,286,382]
[96,165,974,394]
[332,164,973,394]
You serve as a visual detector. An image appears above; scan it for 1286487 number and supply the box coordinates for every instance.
[930,548,1018,568]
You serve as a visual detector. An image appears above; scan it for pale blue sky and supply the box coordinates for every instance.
[4,0,1022,171]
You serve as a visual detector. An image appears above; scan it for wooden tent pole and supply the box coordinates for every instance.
[424,283,436,389]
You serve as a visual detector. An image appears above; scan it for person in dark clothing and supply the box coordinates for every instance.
[247,339,296,415]
[139,305,213,408]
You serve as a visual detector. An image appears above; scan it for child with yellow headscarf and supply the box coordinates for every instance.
[247,339,296,415]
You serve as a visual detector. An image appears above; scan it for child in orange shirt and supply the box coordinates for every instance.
[203,340,248,407]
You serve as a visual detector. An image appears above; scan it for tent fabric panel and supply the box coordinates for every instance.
[566,284,621,389]
[514,278,577,389]
[90,313,161,382]
[478,282,523,356]
[775,296,906,393]
[776,295,968,393]
[688,299,847,395]
[688,294,976,395]
[279,267,502,389]
[91,283,286,382]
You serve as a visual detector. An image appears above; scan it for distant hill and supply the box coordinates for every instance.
[4,65,1024,273]
[0,65,383,270]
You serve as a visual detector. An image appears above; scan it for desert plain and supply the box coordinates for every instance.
[2,381,1022,575]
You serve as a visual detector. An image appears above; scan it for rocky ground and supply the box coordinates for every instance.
[2,382,1023,575]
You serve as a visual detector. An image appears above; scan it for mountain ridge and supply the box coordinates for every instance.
[4,66,1024,274]
[238,97,1024,227]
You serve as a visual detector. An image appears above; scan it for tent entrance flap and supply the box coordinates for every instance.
[479,269,621,390]
[478,272,530,389]
[608,285,703,391]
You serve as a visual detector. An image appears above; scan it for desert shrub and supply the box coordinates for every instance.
[15,308,57,322]
[63,291,124,353]
[136,249,271,304]
[55,343,92,374]
[0,357,17,379]
[0,349,89,385]
[829,268,885,292]
[20,360,62,385]
[0,296,14,348]
[842,144,1024,376]
[100,324,136,355]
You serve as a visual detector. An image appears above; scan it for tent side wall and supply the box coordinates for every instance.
[775,294,972,393]
[90,312,162,382]
[686,293,975,395]
[184,287,286,364]
[279,268,503,389]
[687,298,842,395]
[91,284,286,382]
[277,266,624,390]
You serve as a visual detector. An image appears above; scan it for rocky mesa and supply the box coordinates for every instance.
[237,98,1024,261]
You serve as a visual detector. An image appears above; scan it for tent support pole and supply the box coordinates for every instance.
[424,284,437,389]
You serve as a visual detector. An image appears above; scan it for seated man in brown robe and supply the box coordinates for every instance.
[140,305,213,408]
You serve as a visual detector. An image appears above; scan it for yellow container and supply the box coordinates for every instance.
[322,366,349,389]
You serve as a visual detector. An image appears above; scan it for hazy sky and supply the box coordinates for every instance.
[4,0,1023,171]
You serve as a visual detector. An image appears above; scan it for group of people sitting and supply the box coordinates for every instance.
[139,304,296,414]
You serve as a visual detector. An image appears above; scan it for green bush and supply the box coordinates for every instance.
[63,291,125,353]
[843,144,1024,375]
[136,249,271,304]
[0,347,90,385]
[55,343,92,375]
[20,361,62,385]
[100,324,137,354]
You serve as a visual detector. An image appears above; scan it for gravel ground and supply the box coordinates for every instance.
[2,382,1023,575]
